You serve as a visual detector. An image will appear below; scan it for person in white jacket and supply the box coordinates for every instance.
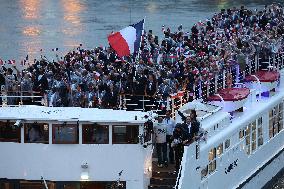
[154,116,168,167]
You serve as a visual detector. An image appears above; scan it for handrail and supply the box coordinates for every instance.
[175,163,182,189]
[1,50,284,110]
[174,145,189,189]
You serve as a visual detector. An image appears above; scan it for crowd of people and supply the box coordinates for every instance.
[0,3,284,111]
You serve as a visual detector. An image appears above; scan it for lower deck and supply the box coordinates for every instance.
[0,180,126,189]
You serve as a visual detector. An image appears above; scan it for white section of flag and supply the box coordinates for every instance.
[119,26,136,54]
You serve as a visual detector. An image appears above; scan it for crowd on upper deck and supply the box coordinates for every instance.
[0,3,284,108]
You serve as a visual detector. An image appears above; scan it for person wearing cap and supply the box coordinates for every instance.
[163,110,175,164]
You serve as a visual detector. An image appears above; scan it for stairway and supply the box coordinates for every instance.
[148,161,177,189]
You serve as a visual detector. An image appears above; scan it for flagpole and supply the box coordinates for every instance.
[129,0,132,25]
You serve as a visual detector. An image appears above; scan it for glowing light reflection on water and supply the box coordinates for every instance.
[0,0,282,62]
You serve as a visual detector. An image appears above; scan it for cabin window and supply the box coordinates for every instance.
[251,126,256,153]
[201,165,208,180]
[239,130,244,139]
[257,117,262,126]
[279,113,283,131]
[269,105,282,139]
[245,124,251,155]
[225,139,230,149]
[208,148,216,161]
[208,160,216,174]
[0,121,20,142]
[216,143,223,156]
[279,102,283,112]
[82,124,109,144]
[53,123,78,144]
[112,125,139,144]
[24,123,49,143]
[245,126,251,136]
[269,118,274,139]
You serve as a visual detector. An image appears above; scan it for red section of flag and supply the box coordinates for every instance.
[108,32,130,57]
[0,59,3,65]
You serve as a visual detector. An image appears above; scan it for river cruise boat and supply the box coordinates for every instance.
[0,58,284,189]
[0,69,283,189]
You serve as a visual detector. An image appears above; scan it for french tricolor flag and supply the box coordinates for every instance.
[108,19,144,57]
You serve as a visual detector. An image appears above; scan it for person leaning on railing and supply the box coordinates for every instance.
[177,109,200,145]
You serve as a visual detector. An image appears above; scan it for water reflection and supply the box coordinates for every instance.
[22,26,41,36]
[0,0,282,61]
[20,0,41,20]
[61,0,85,25]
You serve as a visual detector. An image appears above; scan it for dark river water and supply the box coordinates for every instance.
[0,0,283,63]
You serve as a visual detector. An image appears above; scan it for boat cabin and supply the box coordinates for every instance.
[0,106,154,189]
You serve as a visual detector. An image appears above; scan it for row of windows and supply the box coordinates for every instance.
[201,138,230,180]
[269,103,283,139]
[239,117,263,155]
[0,121,139,144]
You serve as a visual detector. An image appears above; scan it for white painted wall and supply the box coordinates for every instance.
[179,130,284,189]
[178,86,284,189]
[0,142,152,189]
[242,150,284,189]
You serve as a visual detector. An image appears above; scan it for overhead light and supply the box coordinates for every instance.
[148,166,152,172]
[81,171,89,180]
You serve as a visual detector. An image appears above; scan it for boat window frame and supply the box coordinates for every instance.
[52,123,79,144]
[112,125,139,144]
[0,120,20,143]
[82,123,109,144]
[24,122,49,144]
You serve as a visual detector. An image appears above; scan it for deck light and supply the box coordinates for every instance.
[81,171,89,180]
[81,162,89,180]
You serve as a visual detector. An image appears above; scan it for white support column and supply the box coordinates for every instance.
[193,84,196,99]
[171,98,175,118]
[281,53,284,68]
[79,123,82,144]
[119,95,122,110]
[109,124,113,145]
[273,54,276,69]
[246,56,251,75]
[49,123,52,144]
[21,125,24,144]
[214,75,218,93]
[223,70,226,89]
[207,83,209,98]
[255,54,257,72]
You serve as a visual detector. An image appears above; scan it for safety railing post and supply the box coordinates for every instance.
[142,96,145,112]
[255,53,258,71]
[223,70,226,89]
[119,95,122,110]
[193,84,196,100]
[214,74,218,93]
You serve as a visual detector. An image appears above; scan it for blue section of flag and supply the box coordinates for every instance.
[131,19,144,54]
